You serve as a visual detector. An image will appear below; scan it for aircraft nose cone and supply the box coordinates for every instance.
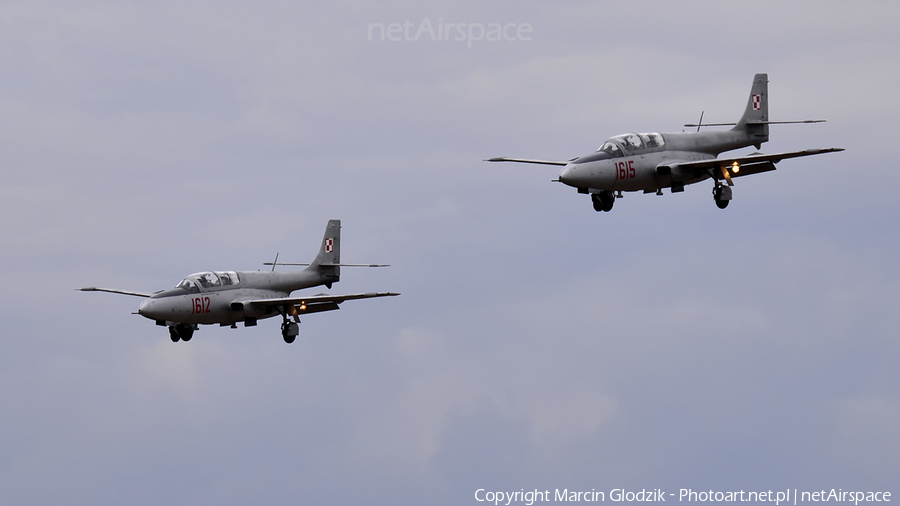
[138,298,161,321]
[558,164,575,187]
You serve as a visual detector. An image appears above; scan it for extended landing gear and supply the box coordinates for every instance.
[168,323,195,342]
[591,191,615,212]
[280,308,300,344]
[281,321,299,344]
[713,185,732,209]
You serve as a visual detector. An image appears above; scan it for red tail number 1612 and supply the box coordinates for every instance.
[192,296,211,314]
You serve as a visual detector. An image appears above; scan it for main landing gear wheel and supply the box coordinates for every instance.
[169,326,180,342]
[713,185,732,210]
[281,321,299,344]
[591,191,615,212]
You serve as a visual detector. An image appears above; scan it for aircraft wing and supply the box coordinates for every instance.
[240,292,400,315]
[78,287,154,298]
[486,157,570,166]
[672,148,844,173]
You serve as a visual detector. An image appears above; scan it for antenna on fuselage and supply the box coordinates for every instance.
[271,252,279,272]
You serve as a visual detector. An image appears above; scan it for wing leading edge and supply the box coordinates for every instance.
[78,287,154,298]
[486,157,570,166]
[239,292,400,315]
[667,148,844,173]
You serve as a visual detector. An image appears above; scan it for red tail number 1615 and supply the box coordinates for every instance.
[615,160,635,180]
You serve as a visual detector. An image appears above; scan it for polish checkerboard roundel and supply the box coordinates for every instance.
[325,238,333,253]
[752,94,761,111]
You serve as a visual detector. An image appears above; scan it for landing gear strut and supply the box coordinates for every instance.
[591,191,615,212]
[713,184,732,209]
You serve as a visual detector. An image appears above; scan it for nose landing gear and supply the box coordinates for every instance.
[591,191,616,212]
[168,323,196,342]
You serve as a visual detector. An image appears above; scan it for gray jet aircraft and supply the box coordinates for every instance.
[488,73,843,211]
[80,220,399,343]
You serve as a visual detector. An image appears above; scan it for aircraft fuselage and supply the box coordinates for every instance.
[137,269,335,326]
[558,129,758,194]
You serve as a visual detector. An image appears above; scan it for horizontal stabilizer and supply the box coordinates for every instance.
[685,119,826,128]
[486,157,570,166]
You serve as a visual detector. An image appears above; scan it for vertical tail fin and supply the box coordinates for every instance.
[733,73,769,147]
[307,219,341,283]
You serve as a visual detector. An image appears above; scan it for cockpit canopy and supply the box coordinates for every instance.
[596,141,624,158]
[597,132,666,156]
[175,271,240,293]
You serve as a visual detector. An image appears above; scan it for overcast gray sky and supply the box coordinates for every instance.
[1,1,898,505]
